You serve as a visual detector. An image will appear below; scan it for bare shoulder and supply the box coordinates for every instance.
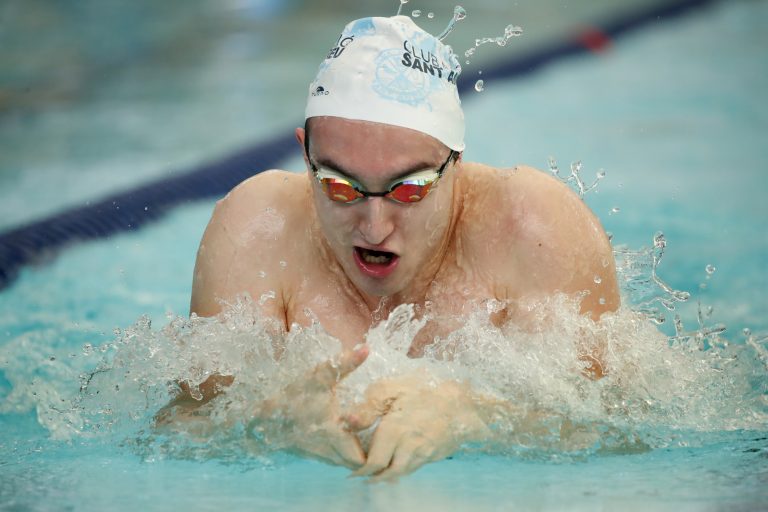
[458,163,619,317]
[215,170,307,231]
[190,170,310,318]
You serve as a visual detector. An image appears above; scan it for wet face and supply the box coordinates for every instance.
[299,117,458,301]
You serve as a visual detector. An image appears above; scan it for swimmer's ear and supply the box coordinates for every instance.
[295,127,310,170]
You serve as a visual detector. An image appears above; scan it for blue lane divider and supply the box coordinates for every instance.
[0,132,297,289]
[0,0,714,291]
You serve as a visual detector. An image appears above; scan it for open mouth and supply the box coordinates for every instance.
[356,247,396,264]
[353,246,399,278]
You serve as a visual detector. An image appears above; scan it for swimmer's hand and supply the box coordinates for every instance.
[345,372,492,482]
[154,374,234,433]
[250,346,369,469]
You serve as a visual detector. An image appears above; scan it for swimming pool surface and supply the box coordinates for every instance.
[1,1,766,510]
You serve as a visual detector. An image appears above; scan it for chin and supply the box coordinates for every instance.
[356,278,401,298]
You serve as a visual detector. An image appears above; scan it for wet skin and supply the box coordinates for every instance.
[183,117,620,479]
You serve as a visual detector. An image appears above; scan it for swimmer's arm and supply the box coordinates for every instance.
[160,172,293,415]
[190,170,291,322]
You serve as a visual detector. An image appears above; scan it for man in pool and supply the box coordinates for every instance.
[181,15,619,479]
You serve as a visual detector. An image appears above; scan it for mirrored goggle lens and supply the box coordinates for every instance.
[387,180,435,203]
[319,178,363,203]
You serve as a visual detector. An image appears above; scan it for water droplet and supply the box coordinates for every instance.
[144,206,149,211]
[258,291,276,306]
[705,264,716,275]
[599,297,606,305]
[596,170,606,179]
[593,276,602,284]
[606,231,613,242]
[49,356,56,361]
[82,343,92,355]
[610,207,620,215]
[437,6,467,41]
[411,9,421,17]
[279,261,287,269]
[258,270,267,278]
[474,79,484,92]
[548,157,560,175]
[478,70,482,75]
[427,12,435,19]
[743,327,752,337]
[505,24,523,37]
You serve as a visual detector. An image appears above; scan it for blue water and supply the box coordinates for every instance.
[2,1,767,510]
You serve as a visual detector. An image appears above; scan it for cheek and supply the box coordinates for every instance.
[313,194,356,246]
[400,203,450,251]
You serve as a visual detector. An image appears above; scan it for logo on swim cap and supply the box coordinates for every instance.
[373,48,431,108]
[311,86,330,97]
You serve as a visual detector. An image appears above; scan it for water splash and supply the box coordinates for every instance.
[547,157,606,198]
[4,263,762,460]
[613,232,692,326]
[464,23,523,64]
[396,0,409,16]
[437,6,467,41]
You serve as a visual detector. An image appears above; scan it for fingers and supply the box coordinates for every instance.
[295,426,366,469]
[344,399,387,432]
[349,417,402,477]
[350,432,430,481]
[345,379,402,432]
[312,346,369,387]
[369,441,425,482]
[330,431,367,469]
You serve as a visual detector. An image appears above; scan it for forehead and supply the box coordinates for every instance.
[308,117,447,177]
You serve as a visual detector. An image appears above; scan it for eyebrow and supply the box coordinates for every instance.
[314,156,441,185]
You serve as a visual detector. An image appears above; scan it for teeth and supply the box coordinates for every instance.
[360,249,393,265]
[364,254,390,264]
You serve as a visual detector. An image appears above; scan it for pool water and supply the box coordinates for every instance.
[1,1,767,510]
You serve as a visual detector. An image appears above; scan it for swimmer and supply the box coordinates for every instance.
[170,15,619,479]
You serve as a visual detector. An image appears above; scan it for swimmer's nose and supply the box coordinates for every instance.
[358,197,395,245]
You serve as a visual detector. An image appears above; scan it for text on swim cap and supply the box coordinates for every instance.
[401,40,459,84]
[327,35,355,59]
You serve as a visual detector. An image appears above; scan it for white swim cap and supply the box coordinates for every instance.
[305,16,465,152]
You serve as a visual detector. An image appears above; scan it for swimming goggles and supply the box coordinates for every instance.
[310,151,456,204]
